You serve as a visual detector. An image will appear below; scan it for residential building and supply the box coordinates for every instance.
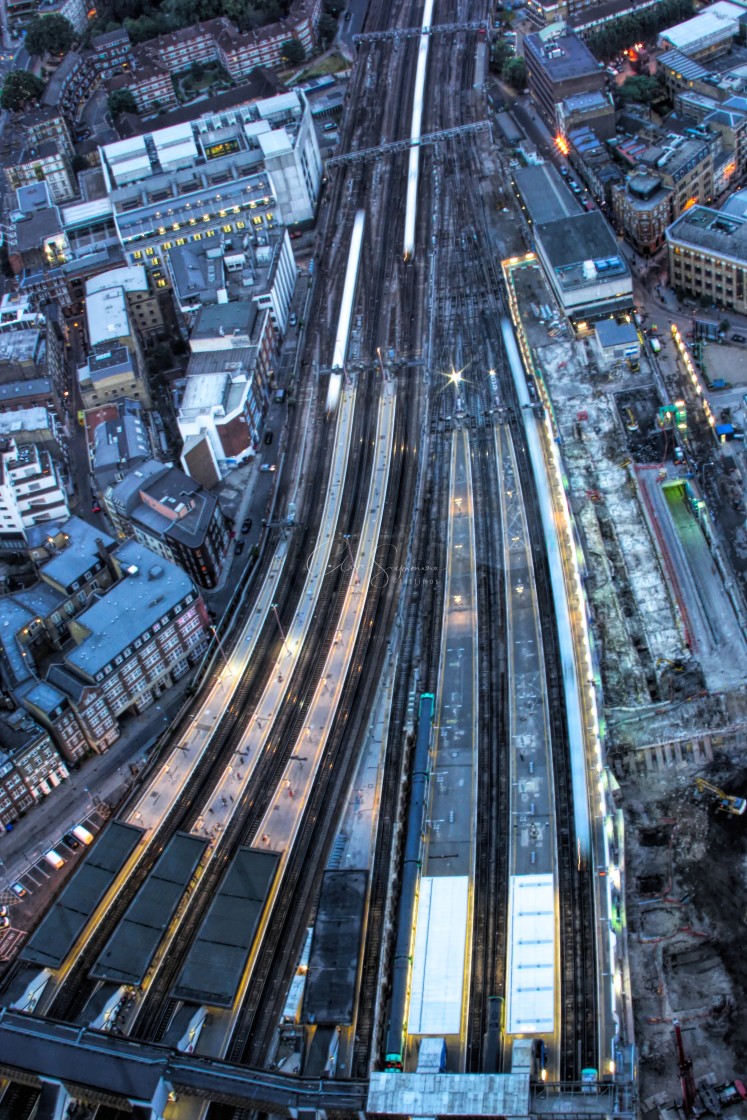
[86,265,165,344]
[91,28,134,79]
[524,26,606,129]
[20,107,74,162]
[21,680,89,764]
[557,89,616,142]
[667,203,747,312]
[105,460,229,588]
[37,0,90,33]
[0,711,69,829]
[178,307,274,484]
[566,126,624,204]
[527,0,667,31]
[78,345,150,410]
[166,224,297,333]
[0,437,69,553]
[44,539,209,749]
[98,90,322,282]
[41,52,97,119]
[85,398,153,491]
[3,140,76,204]
[533,210,634,324]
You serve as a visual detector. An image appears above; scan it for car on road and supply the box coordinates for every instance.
[235,539,245,556]
[11,883,27,898]
[731,333,746,343]
[91,502,101,513]
[241,518,252,534]
[260,463,276,472]
[264,430,273,445]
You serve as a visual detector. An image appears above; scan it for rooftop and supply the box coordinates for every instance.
[660,5,743,53]
[190,300,258,344]
[40,515,116,593]
[85,287,130,348]
[536,211,630,290]
[595,319,639,346]
[85,265,149,298]
[666,202,747,258]
[524,27,602,81]
[513,164,581,225]
[65,540,197,677]
[0,407,52,435]
[0,335,43,368]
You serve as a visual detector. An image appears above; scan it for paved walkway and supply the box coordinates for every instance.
[0,672,194,890]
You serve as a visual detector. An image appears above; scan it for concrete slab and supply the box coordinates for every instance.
[367,1072,531,1117]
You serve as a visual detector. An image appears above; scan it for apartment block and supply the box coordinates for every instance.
[667,203,747,311]
[3,141,76,204]
[0,437,69,553]
[105,460,229,589]
[0,711,69,829]
[91,28,134,79]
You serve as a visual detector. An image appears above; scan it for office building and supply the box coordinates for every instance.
[98,90,322,283]
[667,203,747,312]
[534,210,634,323]
[524,26,606,129]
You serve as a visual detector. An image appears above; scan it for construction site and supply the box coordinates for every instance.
[506,255,747,1117]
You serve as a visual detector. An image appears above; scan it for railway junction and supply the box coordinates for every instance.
[5,0,744,1112]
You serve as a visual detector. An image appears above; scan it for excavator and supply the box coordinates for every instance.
[694,777,747,816]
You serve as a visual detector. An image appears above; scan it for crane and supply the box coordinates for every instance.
[694,777,747,816]
[673,1020,698,1117]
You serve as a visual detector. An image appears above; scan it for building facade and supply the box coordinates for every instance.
[667,203,747,312]
[524,27,606,128]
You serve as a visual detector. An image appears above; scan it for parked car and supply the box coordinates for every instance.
[235,539,245,556]
[0,916,9,929]
[289,312,297,326]
[731,333,746,343]
[241,518,252,534]
[11,883,27,898]
[63,832,80,849]
[264,430,273,445]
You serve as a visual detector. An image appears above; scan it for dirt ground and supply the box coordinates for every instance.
[621,745,747,1114]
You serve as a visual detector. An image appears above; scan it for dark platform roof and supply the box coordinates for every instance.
[302,870,368,1025]
[172,847,279,1007]
[513,164,581,225]
[91,832,207,986]
[22,822,143,969]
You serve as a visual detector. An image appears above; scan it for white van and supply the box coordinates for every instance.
[44,849,65,870]
[72,824,94,846]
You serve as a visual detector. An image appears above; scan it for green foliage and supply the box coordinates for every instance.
[25,13,75,56]
[107,87,138,115]
[110,0,292,40]
[281,37,305,64]
[617,73,666,104]
[586,0,693,58]
[318,12,338,43]
[503,56,526,91]
[0,69,44,111]
[490,37,513,73]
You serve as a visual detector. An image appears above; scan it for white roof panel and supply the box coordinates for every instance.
[86,287,130,348]
[153,122,198,167]
[259,129,292,157]
[506,874,555,1035]
[61,197,113,228]
[408,876,468,1037]
[255,91,301,119]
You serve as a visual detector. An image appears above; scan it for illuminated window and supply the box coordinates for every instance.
[189,218,196,226]
[145,247,155,255]
[236,220,245,230]
[192,232,202,241]
[222,224,232,233]
[158,226,166,235]
[172,222,180,230]
[265,212,273,222]
[162,241,172,250]
[206,229,216,237]
[175,237,186,245]
[133,250,143,259]
[151,257,160,266]
[157,279,168,288]
[203,214,210,222]
[218,210,226,218]
[253,216,263,226]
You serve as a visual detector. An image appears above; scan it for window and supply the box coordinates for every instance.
[145,247,155,256]
[133,250,143,260]
[206,229,216,237]
[222,224,232,233]
[157,279,167,288]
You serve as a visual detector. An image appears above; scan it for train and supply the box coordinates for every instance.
[402,0,435,261]
[326,209,366,413]
[500,317,592,866]
[384,692,435,1070]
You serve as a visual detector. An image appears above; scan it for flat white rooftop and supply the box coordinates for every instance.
[86,286,130,348]
[506,874,555,1035]
[367,1072,530,1117]
[408,876,469,1037]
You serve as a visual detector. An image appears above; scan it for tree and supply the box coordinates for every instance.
[0,70,44,111]
[190,59,205,81]
[107,87,138,116]
[281,38,305,64]
[490,38,513,73]
[318,12,337,43]
[502,56,526,91]
[617,74,665,105]
[25,13,75,57]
